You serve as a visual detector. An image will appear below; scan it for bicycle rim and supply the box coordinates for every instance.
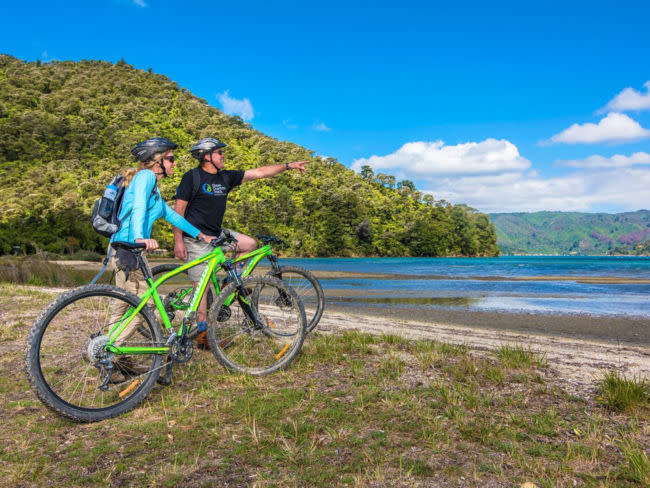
[207,276,306,375]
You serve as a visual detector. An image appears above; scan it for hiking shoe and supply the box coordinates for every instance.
[197,331,211,350]
[197,331,233,350]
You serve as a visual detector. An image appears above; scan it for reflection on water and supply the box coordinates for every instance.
[336,296,479,306]
[327,292,650,318]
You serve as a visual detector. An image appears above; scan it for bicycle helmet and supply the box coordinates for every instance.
[131,137,178,162]
[190,137,227,161]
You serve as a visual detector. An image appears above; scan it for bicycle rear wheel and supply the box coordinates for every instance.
[25,285,163,422]
[269,265,325,333]
[207,276,306,375]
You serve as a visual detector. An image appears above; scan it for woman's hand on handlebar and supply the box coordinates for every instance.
[135,238,159,251]
[198,233,217,245]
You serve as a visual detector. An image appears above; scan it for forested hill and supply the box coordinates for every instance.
[0,55,498,257]
[490,210,650,255]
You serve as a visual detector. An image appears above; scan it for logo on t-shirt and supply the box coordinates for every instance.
[202,183,227,196]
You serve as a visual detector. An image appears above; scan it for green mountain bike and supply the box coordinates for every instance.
[25,234,307,422]
[151,235,324,335]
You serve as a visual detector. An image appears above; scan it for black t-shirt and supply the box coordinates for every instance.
[175,167,245,236]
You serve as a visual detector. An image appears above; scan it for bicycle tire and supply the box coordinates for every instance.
[150,263,216,339]
[207,276,306,375]
[25,284,164,422]
[268,265,325,333]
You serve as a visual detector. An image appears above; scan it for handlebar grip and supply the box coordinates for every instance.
[111,241,147,249]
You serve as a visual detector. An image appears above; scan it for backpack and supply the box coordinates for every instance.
[91,172,157,237]
[92,173,128,238]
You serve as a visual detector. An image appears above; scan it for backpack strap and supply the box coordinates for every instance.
[89,247,112,285]
[183,167,202,218]
[190,167,201,202]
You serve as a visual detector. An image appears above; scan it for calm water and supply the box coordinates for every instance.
[279,256,650,318]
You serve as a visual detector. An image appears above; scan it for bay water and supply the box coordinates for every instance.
[279,256,650,319]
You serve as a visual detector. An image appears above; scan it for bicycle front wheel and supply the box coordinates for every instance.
[207,276,306,375]
[25,285,164,422]
[269,265,325,333]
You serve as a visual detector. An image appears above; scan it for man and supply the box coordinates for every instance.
[173,137,308,349]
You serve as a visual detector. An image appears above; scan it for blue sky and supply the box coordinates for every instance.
[3,0,650,213]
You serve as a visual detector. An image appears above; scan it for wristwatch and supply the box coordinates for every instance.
[285,162,290,170]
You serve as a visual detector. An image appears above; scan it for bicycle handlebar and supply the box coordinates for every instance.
[111,241,147,250]
[210,229,236,248]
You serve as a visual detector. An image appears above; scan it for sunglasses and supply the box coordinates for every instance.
[214,149,224,155]
[164,155,176,163]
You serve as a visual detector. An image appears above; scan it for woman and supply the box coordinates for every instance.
[108,137,214,379]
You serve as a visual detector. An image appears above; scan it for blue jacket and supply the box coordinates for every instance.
[110,169,200,243]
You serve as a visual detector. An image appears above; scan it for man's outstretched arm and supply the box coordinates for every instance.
[242,160,309,182]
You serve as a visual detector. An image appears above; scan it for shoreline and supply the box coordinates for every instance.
[323,301,650,346]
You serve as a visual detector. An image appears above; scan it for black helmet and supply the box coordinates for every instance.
[190,137,227,161]
[131,137,178,162]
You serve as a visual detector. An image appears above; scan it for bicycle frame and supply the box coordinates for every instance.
[140,243,282,339]
[104,245,229,355]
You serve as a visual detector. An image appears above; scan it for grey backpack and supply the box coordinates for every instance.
[91,174,128,238]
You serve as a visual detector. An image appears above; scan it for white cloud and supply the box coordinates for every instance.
[133,0,147,6]
[313,122,331,132]
[548,112,650,145]
[351,139,531,177]
[558,152,650,169]
[603,81,650,112]
[427,168,650,213]
[217,90,254,121]
[352,139,650,212]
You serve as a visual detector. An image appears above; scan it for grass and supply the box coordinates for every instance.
[0,257,105,287]
[618,439,650,485]
[2,285,649,487]
[596,371,650,412]
[494,343,547,369]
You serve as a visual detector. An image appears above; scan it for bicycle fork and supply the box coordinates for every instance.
[223,262,265,330]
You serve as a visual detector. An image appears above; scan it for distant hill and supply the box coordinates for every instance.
[0,55,498,257]
[490,210,650,255]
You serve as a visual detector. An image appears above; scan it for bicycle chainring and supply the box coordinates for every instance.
[169,335,193,363]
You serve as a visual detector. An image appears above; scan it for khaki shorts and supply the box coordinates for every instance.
[184,229,240,282]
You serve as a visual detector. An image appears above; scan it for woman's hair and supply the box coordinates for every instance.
[121,152,165,186]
